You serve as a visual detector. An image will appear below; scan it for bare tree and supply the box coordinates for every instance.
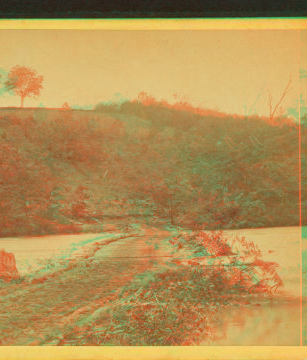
[268,76,292,121]
[244,83,266,121]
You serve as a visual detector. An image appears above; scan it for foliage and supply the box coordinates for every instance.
[0,101,301,237]
[0,68,11,97]
[5,66,43,107]
[55,230,279,346]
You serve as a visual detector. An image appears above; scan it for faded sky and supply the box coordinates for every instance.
[0,30,301,117]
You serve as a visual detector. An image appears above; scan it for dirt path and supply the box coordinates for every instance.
[0,230,172,345]
[0,226,301,345]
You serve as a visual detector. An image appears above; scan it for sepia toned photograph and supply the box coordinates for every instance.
[0,21,306,353]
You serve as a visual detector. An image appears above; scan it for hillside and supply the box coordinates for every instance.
[0,102,301,237]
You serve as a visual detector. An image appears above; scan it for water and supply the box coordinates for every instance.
[0,233,107,275]
[0,226,302,345]
[203,299,301,345]
[224,226,301,297]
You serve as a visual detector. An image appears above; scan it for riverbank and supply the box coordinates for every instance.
[0,225,302,345]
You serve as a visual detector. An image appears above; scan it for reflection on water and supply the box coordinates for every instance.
[203,298,300,345]
[0,233,107,275]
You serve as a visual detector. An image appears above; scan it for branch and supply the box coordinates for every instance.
[224,137,239,152]
[269,93,273,118]
[270,76,293,120]
[247,83,266,118]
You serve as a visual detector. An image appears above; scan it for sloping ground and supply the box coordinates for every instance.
[0,105,300,238]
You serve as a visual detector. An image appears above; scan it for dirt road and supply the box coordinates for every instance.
[0,226,302,345]
[0,229,172,345]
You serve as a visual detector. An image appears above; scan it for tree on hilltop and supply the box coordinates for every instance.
[5,65,43,107]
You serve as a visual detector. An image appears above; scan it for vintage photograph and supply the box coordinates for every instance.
[0,27,304,347]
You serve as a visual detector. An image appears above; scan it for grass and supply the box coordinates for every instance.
[58,263,274,346]
[57,265,243,345]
